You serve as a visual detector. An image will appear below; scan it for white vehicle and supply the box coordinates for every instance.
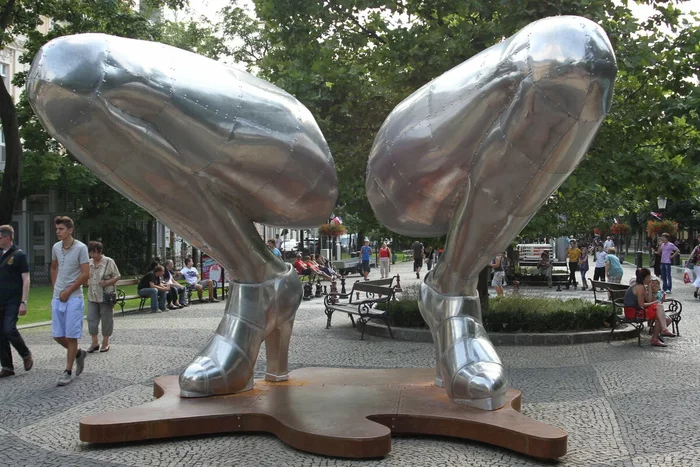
[280,240,299,252]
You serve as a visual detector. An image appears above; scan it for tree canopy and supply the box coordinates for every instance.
[220,0,700,241]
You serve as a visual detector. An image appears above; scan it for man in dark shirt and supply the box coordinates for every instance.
[137,265,168,313]
[0,225,33,377]
[412,240,424,279]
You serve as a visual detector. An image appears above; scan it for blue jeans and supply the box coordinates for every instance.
[660,263,672,292]
[0,303,30,372]
[139,288,167,311]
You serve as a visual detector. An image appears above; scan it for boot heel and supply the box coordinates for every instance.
[265,318,295,382]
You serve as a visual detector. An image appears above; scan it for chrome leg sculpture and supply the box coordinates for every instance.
[27,34,338,397]
[366,16,617,410]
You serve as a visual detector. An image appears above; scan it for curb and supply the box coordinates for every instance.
[360,321,639,345]
[18,307,142,331]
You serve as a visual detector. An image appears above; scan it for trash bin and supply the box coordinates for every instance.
[635,251,643,268]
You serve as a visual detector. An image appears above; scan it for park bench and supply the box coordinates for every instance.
[606,286,683,346]
[589,279,630,305]
[323,276,397,340]
[115,278,147,315]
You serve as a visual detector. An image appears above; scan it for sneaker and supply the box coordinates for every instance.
[57,370,72,386]
[665,290,672,294]
[23,354,34,372]
[0,369,15,378]
[208,298,220,303]
[75,349,86,377]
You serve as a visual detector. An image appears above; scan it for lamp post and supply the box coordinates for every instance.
[657,195,667,219]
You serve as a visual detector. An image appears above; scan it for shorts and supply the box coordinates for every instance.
[361,260,371,272]
[52,296,85,339]
[414,258,423,270]
[492,271,506,287]
[624,303,657,321]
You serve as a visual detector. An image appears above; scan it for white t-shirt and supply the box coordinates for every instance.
[595,251,607,268]
[180,266,199,285]
[603,240,614,250]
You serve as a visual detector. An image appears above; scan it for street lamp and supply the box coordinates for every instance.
[657,195,667,211]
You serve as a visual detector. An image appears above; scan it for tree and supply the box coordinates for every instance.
[219,0,699,245]
[0,0,192,225]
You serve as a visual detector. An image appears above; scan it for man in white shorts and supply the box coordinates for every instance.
[50,216,89,386]
[180,257,219,303]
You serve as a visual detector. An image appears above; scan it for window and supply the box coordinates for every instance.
[0,62,8,89]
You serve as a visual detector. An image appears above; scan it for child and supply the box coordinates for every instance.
[649,277,675,339]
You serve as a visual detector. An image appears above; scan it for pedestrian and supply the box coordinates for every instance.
[86,241,120,353]
[566,240,581,290]
[603,236,614,251]
[163,259,187,309]
[275,234,282,250]
[593,245,607,282]
[361,239,372,281]
[688,235,700,298]
[0,225,33,378]
[579,246,590,290]
[50,216,89,387]
[490,252,507,297]
[267,239,282,258]
[138,265,169,313]
[656,233,680,293]
[425,245,435,271]
[605,247,624,284]
[378,242,391,279]
[412,240,424,279]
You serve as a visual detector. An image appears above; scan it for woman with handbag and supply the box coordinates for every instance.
[87,241,121,353]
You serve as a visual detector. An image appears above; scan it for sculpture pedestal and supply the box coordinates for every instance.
[80,368,566,459]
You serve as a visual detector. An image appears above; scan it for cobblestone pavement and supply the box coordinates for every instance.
[2,260,698,466]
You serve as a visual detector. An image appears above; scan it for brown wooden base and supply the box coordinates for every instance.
[80,368,567,459]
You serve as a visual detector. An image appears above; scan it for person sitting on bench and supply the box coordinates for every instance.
[305,255,333,280]
[163,259,187,309]
[537,251,553,288]
[180,257,219,303]
[293,254,313,277]
[137,266,169,313]
[309,254,337,278]
[623,268,674,347]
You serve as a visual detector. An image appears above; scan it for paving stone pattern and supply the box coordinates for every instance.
[2,260,699,466]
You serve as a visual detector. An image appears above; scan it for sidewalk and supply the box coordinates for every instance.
[2,258,699,466]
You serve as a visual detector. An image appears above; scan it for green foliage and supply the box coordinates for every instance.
[377,296,611,332]
[217,0,700,240]
[486,297,611,332]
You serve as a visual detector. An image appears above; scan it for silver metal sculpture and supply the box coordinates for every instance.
[366,16,617,410]
[27,33,338,397]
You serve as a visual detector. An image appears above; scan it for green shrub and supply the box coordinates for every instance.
[376,296,611,332]
[485,297,611,332]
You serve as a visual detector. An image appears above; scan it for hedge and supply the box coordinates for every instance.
[376,296,611,333]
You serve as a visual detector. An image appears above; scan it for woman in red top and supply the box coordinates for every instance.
[379,242,392,279]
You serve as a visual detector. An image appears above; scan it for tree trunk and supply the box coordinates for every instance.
[478,266,489,317]
[145,218,154,270]
[0,79,22,225]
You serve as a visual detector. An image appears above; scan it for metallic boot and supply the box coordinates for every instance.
[419,275,507,410]
[180,264,302,397]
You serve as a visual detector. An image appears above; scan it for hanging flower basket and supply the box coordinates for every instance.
[610,223,630,235]
[318,223,347,237]
[646,220,678,238]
